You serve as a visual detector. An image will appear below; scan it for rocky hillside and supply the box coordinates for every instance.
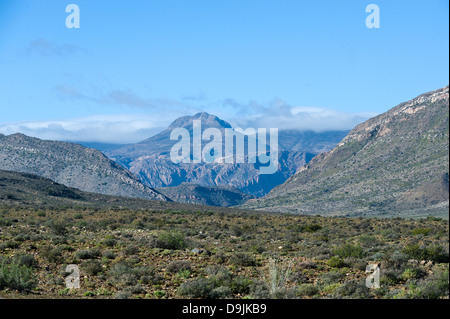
[244,86,450,218]
[157,183,255,207]
[107,112,345,197]
[0,134,167,201]
[0,169,259,213]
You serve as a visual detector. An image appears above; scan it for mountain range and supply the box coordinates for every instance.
[0,133,167,201]
[1,86,447,217]
[0,115,347,206]
[243,86,449,218]
[106,112,347,196]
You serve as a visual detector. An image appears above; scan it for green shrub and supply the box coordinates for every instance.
[206,266,233,287]
[83,260,103,276]
[230,253,257,267]
[229,276,253,294]
[114,290,132,299]
[83,291,95,297]
[210,286,232,299]
[401,268,426,281]
[0,260,36,291]
[179,278,214,298]
[109,262,163,287]
[177,269,191,279]
[344,257,367,271]
[47,220,68,236]
[382,251,409,270]
[402,245,449,263]
[288,270,309,284]
[250,280,270,299]
[321,271,344,285]
[411,228,432,236]
[395,267,449,299]
[167,260,192,274]
[15,253,38,268]
[334,244,364,259]
[381,268,403,286]
[303,224,322,233]
[322,283,341,295]
[155,231,187,250]
[103,250,116,260]
[297,284,319,297]
[75,248,100,260]
[413,267,449,299]
[122,245,139,256]
[327,256,347,268]
[212,252,228,264]
[154,290,166,298]
[40,245,64,263]
[333,280,370,299]
[102,236,116,247]
[37,211,46,217]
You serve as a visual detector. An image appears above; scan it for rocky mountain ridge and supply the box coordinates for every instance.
[243,86,449,218]
[0,134,168,201]
[107,112,346,196]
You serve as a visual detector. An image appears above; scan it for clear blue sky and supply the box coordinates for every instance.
[0,0,448,143]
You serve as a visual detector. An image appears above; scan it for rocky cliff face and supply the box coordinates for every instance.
[107,112,342,197]
[0,134,167,201]
[243,86,450,218]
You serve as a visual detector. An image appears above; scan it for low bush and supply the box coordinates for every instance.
[179,278,214,299]
[0,260,36,291]
[75,248,101,260]
[334,244,364,259]
[230,253,257,267]
[167,261,192,274]
[297,284,319,297]
[155,231,187,250]
[83,260,103,276]
[327,256,347,268]
[333,280,370,299]
[402,245,449,263]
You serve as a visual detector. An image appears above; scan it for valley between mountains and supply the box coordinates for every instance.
[1,86,448,218]
[0,86,448,300]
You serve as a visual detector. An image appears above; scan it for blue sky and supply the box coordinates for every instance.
[0,0,448,143]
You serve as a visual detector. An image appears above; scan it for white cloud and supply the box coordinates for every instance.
[217,99,377,132]
[0,99,377,144]
[0,115,170,144]
[26,38,86,57]
[53,85,187,110]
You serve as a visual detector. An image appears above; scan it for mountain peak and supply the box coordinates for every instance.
[168,112,232,130]
[7,133,27,138]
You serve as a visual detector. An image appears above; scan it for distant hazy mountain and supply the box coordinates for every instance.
[74,142,128,153]
[244,86,449,218]
[107,112,346,196]
[0,134,168,201]
[157,183,255,207]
